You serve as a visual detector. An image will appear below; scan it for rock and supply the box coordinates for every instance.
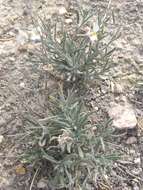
[19,82,25,88]
[0,118,6,127]
[37,179,47,189]
[16,27,41,45]
[15,164,26,175]
[29,28,41,43]
[94,106,99,111]
[130,149,136,154]
[58,7,67,15]
[0,135,4,143]
[126,136,137,144]
[65,18,72,24]
[131,168,141,175]
[108,99,137,129]
[16,29,29,45]
[132,182,140,190]
[134,157,140,164]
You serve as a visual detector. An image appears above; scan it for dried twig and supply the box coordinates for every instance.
[29,167,40,190]
[0,37,14,41]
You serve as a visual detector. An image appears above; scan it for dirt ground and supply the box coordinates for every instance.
[0,0,143,189]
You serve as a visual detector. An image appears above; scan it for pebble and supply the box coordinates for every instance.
[108,99,137,129]
[19,82,25,88]
[131,168,141,175]
[37,179,47,189]
[130,149,136,154]
[133,184,140,190]
[0,118,6,126]
[58,7,67,15]
[94,106,99,111]
[134,157,140,164]
[65,18,72,24]
[0,135,4,143]
[16,29,29,45]
[126,136,137,145]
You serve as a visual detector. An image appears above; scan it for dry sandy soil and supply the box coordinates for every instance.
[0,0,143,189]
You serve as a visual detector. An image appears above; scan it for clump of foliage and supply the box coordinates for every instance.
[36,4,119,88]
[23,89,119,189]
[21,2,121,189]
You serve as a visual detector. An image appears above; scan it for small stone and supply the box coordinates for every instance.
[37,179,47,189]
[126,136,137,145]
[131,168,141,175]
[29,29,41,43]
[59,7,67,15]
[94,106,99,111]
[9,57,15,62]
[0,118,6,126]
[101,89,106,94]
[56,37,61,43]
[65,18,72,24]
[132,184,140,190]
[134,157,140,164]
[19,82,25,88]
[130,149,136,154]
[16,29,29,45]
[108,100,137,129]
[15,164,26,175]
[0,135,4,143]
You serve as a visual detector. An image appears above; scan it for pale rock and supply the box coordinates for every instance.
[126,136,137,144]
[29,28,41,43]
[16,28,41,45]
[59,7,67,15]
[65,18,72,24]
[37,179,47,189]
[56,37,61,43]
[94,106,99,111]
[16,29,29,45]
[0,118,6,126]
[19,82,25,88]
[110,81,114,93]
[133,185,140,190]
[101,88,106,94]
[0,135,4,143]
[130,149,136,154]
[108,100,137,129]
[134,157,140,164]
[131,168,141,175]
[9,57,15,62]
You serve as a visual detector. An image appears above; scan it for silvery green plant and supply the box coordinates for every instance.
[23,90,119,189]
[22,3,121,189]
[36,5,119,88]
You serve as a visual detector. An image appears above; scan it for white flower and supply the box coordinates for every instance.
[59,7,67,15]
[58,130,72,144]
[85,21,100,42]
[65,18,72,24]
